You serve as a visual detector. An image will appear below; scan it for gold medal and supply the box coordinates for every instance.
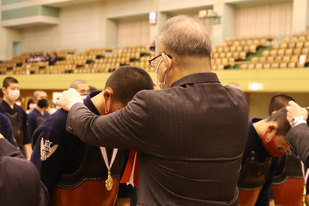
[105,170,113,191]
[100,147,118,191]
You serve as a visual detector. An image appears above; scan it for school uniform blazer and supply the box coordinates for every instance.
[66,72,249,206]
[285,123,309,168]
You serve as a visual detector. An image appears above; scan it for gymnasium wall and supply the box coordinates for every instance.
[235,1,293,38]
[3,0,301,55]
[21,2,106,52]
[16,0,214,53]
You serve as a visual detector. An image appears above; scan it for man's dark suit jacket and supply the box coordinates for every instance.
[0,138,48,206]
[285,123,309,168]
[66,72,249,205]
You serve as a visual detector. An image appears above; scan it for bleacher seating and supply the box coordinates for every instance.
[211,35,271,70]
[1,31,309,74]
[211,32,309,70]
[0,45,155,75]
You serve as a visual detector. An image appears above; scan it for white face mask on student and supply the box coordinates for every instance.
[7,90,20,102]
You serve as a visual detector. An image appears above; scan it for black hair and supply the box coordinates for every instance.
[3,77,18,88]
[267,108,291,136]
[26,98,34,110]
[268,93,295,116]
[89,85,97,92]
[105,66,154,104]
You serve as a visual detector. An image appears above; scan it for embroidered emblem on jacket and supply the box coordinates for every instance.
[40,137,58,161]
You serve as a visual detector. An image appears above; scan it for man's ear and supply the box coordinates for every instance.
[103,88,112,101]
[162,53,172,73]
[2,87,6,95]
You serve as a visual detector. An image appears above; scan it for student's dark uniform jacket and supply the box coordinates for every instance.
[31,91,129,204]
[27,108,50,145]
[0,138,48,206]
[0,100,31,150]
[238,118,280,206]
[0,112,18,147]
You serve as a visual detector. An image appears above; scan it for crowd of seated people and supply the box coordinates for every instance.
[26,51,58,66]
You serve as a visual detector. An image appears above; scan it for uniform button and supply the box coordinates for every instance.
[67,126,73,133]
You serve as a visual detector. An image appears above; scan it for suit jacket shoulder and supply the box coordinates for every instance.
[285,123,309,167]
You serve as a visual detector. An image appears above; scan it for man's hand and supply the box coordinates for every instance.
[56,88,83,111]
[0,133,4,139]
[286,101,308,123]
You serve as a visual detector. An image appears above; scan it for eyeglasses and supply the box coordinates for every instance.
[149,53,172,69]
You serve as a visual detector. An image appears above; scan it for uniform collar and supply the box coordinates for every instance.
[171,72,220,88]
[1,100,18,114]
[248,118,272,161]
[84,91,100,115]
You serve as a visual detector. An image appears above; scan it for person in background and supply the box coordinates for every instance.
[149,40,155,52]
[46,101,57,115]
[0,76,32,160]
[27,98,36,114]
[27,90,50,145]
[268,94,303,206]
[238,108,292,206]
[49,52,58,66]
[0,134,48,206]
[0,112,18,148]
[70,79,90,98]
[31,67,154,206]
[15,97,22,107]
[44,53,50,63]
[56,15,248,205]
[89,85,97,92]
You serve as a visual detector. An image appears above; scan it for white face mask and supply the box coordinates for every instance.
[7,90,20,102]
[29,103,36,110]
[48,108,57,114]
[155,59,169,90]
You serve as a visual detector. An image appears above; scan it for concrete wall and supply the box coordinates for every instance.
[2,0,305,59]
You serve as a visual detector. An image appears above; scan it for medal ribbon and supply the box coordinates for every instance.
[100,147,118,175]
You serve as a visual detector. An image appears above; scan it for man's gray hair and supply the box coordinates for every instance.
[156,15,212,57]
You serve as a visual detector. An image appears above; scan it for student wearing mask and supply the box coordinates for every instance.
[0,77,32,160]
[46,101,57,115]
[27,98,36,114]
[27,90,50,145]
